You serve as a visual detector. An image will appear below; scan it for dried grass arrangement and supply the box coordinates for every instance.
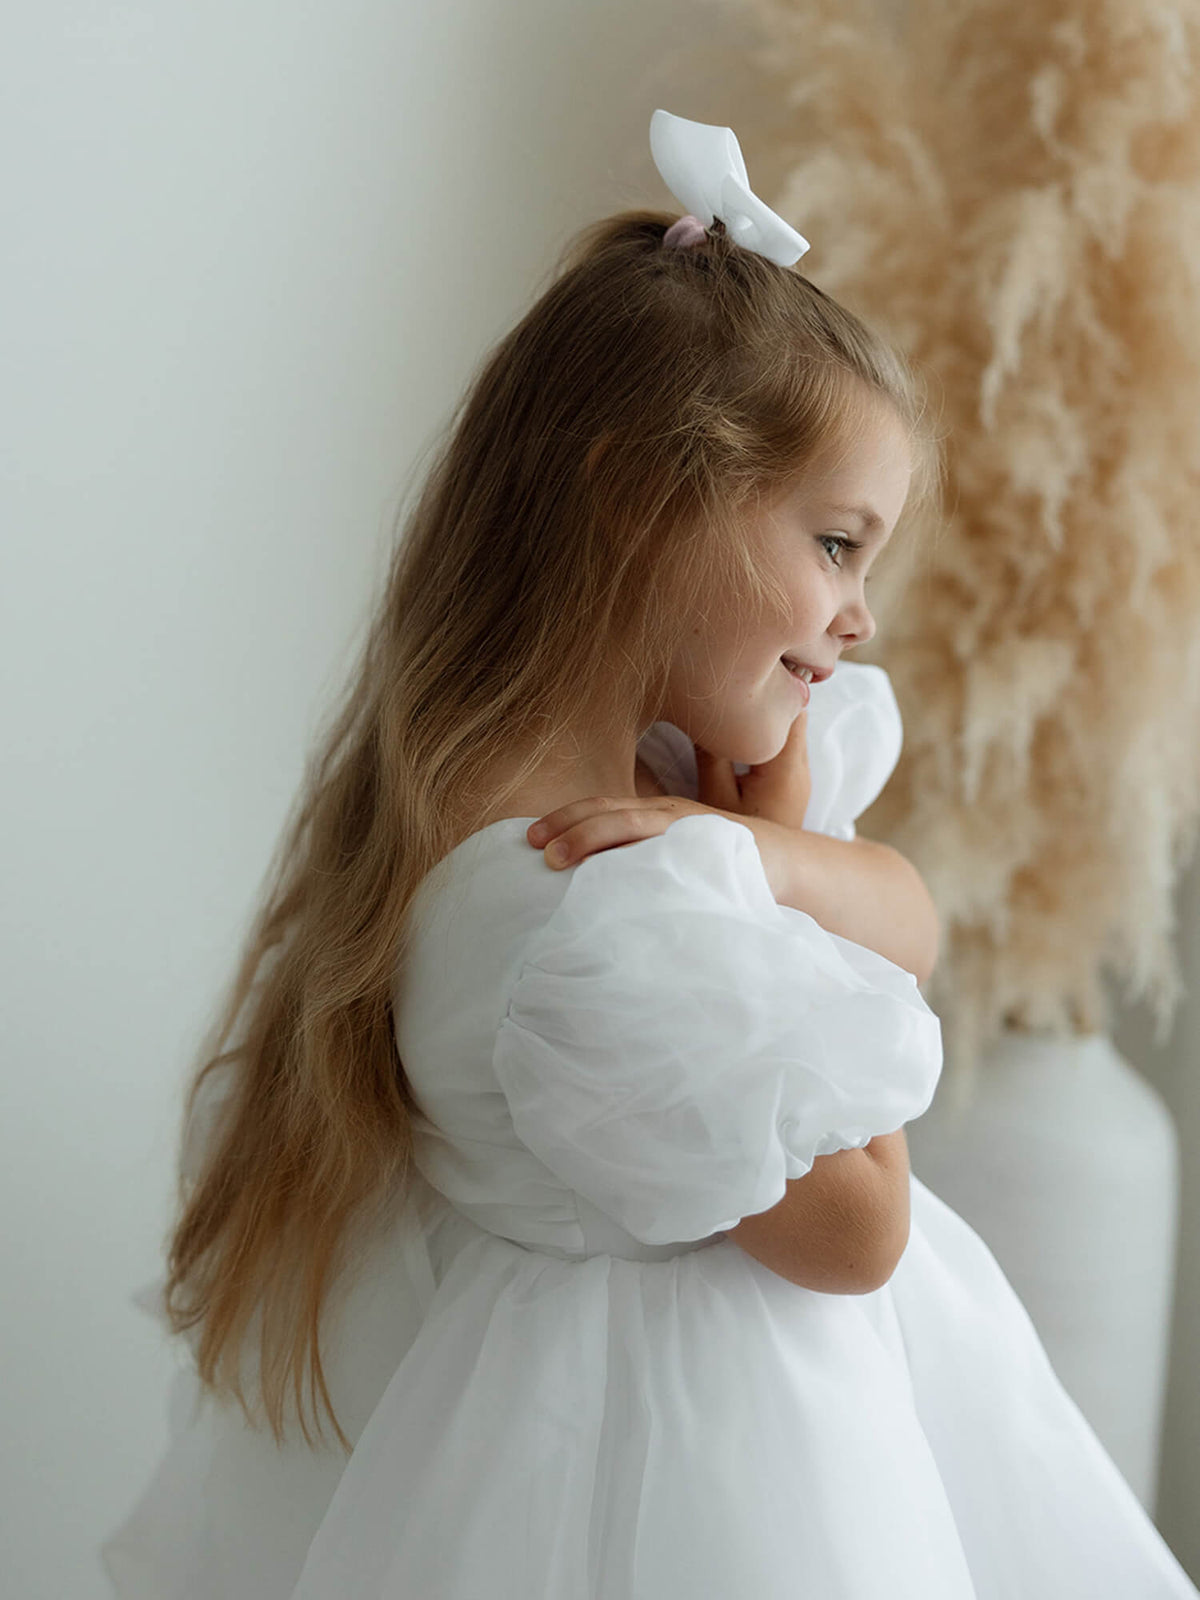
[707,0,1200,1102]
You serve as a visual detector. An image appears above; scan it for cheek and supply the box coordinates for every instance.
[782,574,823,626]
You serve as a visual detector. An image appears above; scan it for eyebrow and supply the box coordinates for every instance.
[823,503,886,536]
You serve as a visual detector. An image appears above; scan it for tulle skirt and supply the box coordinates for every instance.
[101,1175,1198,1599]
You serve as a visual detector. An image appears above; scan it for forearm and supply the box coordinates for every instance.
[729,1126,912,1294]
[773,828,940,985]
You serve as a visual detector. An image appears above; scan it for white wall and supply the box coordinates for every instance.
[4,3,1196,1596]
[1,3,722,1594]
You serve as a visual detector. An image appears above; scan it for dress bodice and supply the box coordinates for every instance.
[393,661,914,1265]
[393,822,731,1264]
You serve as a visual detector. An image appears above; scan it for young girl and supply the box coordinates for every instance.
[101,112,1199,1598]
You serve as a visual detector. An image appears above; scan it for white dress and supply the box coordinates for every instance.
[100,664,1199,1598]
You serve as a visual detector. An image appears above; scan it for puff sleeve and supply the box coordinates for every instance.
[491,812,941,1247]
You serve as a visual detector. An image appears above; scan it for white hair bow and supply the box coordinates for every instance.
[649,108,810,267]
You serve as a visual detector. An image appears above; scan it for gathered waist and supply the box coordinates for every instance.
[495,1186,728,1264]
[410,1174,728,1268]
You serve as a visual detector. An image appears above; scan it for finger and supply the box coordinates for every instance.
[526,796,682,852]
[526,795,626,846]
[538,806,674,868]
[739,711,808,780]
[772,709,810,768]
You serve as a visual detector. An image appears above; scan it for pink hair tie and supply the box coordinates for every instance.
[662,213,708,250]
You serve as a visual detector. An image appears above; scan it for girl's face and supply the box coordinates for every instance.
[659,400,913,765]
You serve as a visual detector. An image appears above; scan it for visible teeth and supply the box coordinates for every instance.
[783,658,813,682]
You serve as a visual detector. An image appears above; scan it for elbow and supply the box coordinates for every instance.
[855,1173,914,1293]
[727,1140,913,1297]
[852,1130,913,1293]
[795,1193,912,1297]
[851,1210,912,1294]
[805,1215,910,1297]
[882,845,940,987]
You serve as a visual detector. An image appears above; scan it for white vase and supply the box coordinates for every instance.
[905,1028,1180,1512]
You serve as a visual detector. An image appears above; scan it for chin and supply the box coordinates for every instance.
[702,715,794,769]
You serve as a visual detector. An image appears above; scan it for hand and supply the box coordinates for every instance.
[692,708,812,832]
[525,711,811,902]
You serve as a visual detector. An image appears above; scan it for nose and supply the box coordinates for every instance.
[837,594,876,650]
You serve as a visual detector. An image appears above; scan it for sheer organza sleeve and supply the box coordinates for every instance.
[492,813,940,1246]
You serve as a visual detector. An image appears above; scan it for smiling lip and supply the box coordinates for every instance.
[780,658,811,705]
[780,656,834,683]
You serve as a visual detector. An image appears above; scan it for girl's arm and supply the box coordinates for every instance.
[680,734,939,984]
[765,825,940,986]
[529,776,927,1294]
[543,754,941,983]
[727,1125,912,1294]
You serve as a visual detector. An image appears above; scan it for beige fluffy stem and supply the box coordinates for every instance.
[704,0,1200,1102]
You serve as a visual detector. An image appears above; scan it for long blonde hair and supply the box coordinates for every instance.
[162,209,943,1454]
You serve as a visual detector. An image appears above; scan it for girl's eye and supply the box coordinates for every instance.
[817,533,864,566]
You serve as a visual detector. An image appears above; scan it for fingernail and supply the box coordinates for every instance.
[528,822,547,843]
[546,842,568,865]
